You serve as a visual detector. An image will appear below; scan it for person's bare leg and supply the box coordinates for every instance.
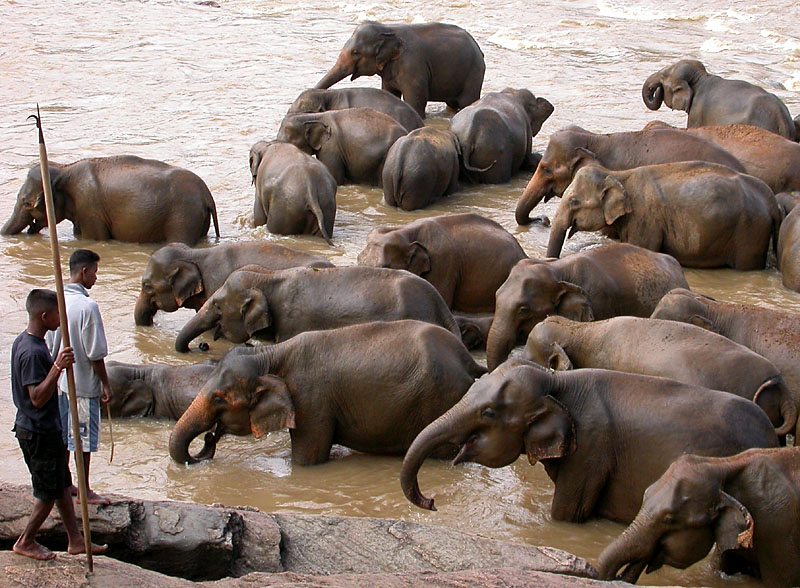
[13,498,57,560]
[55,488,108,555]
[80,453,109,505]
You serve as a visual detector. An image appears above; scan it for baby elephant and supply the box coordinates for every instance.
[381,127,461,210]
[169,320,486,465]
[598,447,800,588]
[357,213,526,313]
[525,315,798,436]
[249,141,337,243]
[547,162,781,270]
[175,265,460,352]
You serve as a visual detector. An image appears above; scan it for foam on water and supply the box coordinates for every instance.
[700,38,731,53]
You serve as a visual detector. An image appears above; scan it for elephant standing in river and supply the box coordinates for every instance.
[546,162,780,270]
[277,109,407,186]
[486,243,688,371]
[175,265,460,352]
[134,241,332,326]
[249,141,337,243]
[400,358,778,524]
[450,88,553,184]
[514,126,745,225]
[169,321,486,465]
[598,448,800,588]
[287,87,424,131]
[525,315,798,436]
[2,156,219,244]
[642,59,796,140]
[315,21,485,118]
[778,194,800,292]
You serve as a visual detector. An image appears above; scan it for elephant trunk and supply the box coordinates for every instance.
[1,205,32,235]
[485,316,518,372]
[515,166,550,225]
[175,303,219,352]
[597,517,655,583]
[642,72,664,110]
[314,55,352,90]
[133,290,157,326]
[546,211,572,259]
[169,394,218,465]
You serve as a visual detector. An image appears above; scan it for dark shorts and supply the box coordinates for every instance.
[16,429,71,502]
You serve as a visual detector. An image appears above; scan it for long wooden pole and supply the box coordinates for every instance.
[29,105,94,572]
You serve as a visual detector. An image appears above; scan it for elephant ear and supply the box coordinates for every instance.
[601,175,632,225]
[713,491,755,554]
[241,288,271,336]
[375,32,403,70]
[524,395,576,464]
[407,241,431,276]
[688,314,716,332]
[169,261,204,306]
[555,281,594,322]
[570,146,597,172]
[547,343,573,371]
[304,121,332,152]
[115,380,155,418]
[250,375,296,438]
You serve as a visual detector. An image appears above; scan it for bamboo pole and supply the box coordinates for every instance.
[28,105,94,572]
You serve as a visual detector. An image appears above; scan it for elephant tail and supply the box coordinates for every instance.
[209,193,220,240]
[462,144,495,174]
[771,200,781,260]
[307,194,334,245]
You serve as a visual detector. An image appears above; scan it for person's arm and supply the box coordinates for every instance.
[28,347,74,409]
[90,358,112,403]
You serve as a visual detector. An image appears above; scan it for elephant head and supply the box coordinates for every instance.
[106,362,155,418]
[135,243,206,326]
[514,128,597,225]
[524,317,575,371]
[169,348,295,464]
[501,88,554,137]
[401,358,576,511]
[650,288,719,331]
[598,455,754,584]
[546,165,632,258]
[287,89,330,115]
[356,227,431,276]
[174,268,271,352]
[249,140,271,185]
[485,260,593,371]
[2,163,67,235]
[277,113,332,156]
[315,22,403,89]
[642,59,707,113]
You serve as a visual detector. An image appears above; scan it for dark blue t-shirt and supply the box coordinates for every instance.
[11,331,61,434]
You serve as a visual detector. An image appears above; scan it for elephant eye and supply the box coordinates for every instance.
[517,305,531,318]
[481,407,496,419]
[351,49,359,56]
[662,513,678,526]
[569,198,581,208]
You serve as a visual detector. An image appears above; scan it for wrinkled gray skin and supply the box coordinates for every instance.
[248,141,336,244]
[134,241,333,326]
[652,287,800,439]
[358,213,527,313]
[381,127,460,210]
[175,265,461,352]
[106,360,217,420]
[485,243,688,371]
[525,315,798,436]
[598,448,800,587]
[451,88,554,184]
[277,109,407,186]
[514,126,745,225]
[778,194,800,293]
[287,87,424,131]
[642,59,796,140]
[2,156,219,244]
[401,358,778,523]
[315,21,485,118]
[170,320,486,465]
[547,162,781,270]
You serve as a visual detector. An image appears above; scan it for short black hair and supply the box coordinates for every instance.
[69,249,100,274]
[26,288,58,317]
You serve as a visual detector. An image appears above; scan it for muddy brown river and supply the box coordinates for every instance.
[1,1,799,586]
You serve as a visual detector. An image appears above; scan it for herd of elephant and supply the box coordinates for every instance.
[4,19,800,588]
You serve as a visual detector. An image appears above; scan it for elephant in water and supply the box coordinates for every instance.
[315,21,485,117]
[169,321,486,465]
[642,59,796,140]
[2,156,219,244]
[400,358,778,524]
[778,193,800,292]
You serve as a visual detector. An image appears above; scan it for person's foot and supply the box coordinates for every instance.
[13,538,56,561]
[68,485,78,497]
[67,541,109,555]
[85,490,110,505]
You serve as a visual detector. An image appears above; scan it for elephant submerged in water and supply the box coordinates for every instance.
[169,320,486,465]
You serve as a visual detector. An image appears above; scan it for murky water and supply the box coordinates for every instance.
[1,1,799,585]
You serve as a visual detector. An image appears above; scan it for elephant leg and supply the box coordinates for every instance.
[288,419,335,465]
[254,197,267,227]
[549,466,608,523]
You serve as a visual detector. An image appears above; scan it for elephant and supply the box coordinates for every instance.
[778,195,800,292]
[287,87,424,132]
[174,265,461,352]
[357,213,527,313]
[134,241,333,326]
[597,447,800,587]
[169,320,486,465]
[485,243,688,371]
[450,88,554,184]
[546,162,781,270]
[381,127,460,210]
[315,21,485,118]
[276,109,407,186]
[524,315,798,436]
[514,126,745,225]
[2,155,219,244]
[400,358,778,524]
[248,141,337,243]
[642,59,796,141]
[106,360,217,420]
[642,122,800,194]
